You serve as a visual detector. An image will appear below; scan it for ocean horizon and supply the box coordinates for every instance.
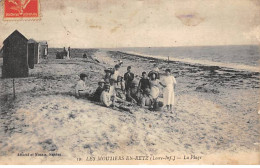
[107,45,259,72]
[46,45,260,72]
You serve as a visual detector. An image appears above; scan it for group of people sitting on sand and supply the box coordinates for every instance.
[75,61,177,112]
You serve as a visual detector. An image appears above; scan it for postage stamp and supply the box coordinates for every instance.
[4,0,40,20]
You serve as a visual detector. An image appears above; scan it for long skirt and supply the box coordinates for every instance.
[163,87,175,106]
[150,86,160,99]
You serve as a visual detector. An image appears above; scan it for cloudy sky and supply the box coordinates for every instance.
[0,0,259,48]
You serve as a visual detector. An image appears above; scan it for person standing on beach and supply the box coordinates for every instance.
[149,72,162,110]
[148,64,160,79]
[67,47,71,59]
[111,64,120,81]
[112,61,125,91]
[150,72,160,99]
[159,69,177,112]
[83,52,87,58]
[124,66,134,91]
[117,76,125,91]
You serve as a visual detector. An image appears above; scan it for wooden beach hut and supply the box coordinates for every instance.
[2,30,29,78]
[27,39,38,69]
[39,41,48,59]
[0,46,3,58]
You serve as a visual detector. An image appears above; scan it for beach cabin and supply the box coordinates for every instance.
[27,39,38,69]
[0,47,3,58]
[2,30,29,78]
[39,41,48,59]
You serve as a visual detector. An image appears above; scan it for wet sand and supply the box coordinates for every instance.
[0,49,259,164]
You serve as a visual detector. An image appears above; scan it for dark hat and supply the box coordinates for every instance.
[149,71,158,78]
[80,73,87,79]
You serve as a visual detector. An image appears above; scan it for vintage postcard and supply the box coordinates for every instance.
[0,0,259,165]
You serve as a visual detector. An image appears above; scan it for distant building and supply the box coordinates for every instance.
[27,38,38,69]
[2,30,29,78]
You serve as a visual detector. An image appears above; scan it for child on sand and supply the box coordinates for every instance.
[101,84,132,112]
[90,80,105,102]
[126,80,140,104]
[104,68,112,83]
[140,88,153,108]
[138,72,151,95]
[75,73,88,98]
[109,79,117,100]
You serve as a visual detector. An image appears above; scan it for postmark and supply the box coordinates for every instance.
[3,0,40,20]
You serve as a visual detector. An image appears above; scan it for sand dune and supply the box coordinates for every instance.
[0,49,259,164]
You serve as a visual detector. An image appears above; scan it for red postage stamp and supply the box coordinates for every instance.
[4,0,40,20]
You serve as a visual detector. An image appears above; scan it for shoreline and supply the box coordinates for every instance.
[114,51,260,73]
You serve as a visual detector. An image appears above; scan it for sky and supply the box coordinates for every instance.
[0,0,260,48]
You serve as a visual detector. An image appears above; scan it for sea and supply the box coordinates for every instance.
[113,45,260,72]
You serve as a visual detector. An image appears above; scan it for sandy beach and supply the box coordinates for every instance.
[0,49,259,164]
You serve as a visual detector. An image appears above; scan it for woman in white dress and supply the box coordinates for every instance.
[159,69,177,112]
